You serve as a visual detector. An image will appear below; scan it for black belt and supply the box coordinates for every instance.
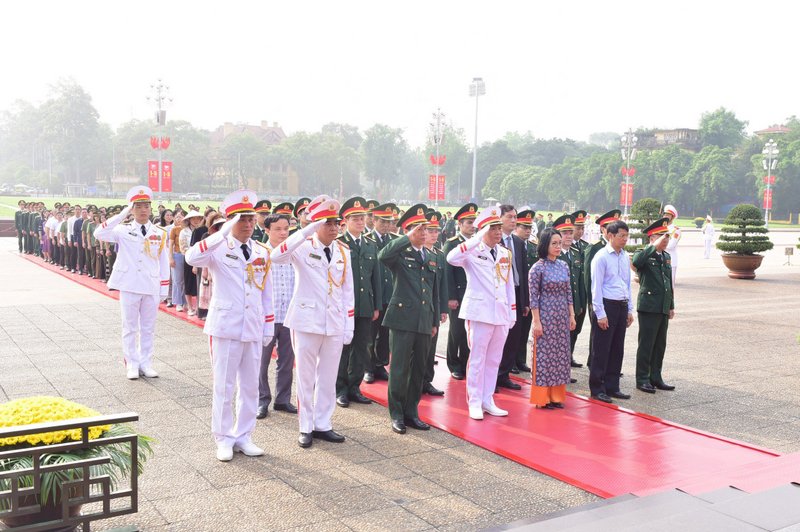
[602,298,628,306]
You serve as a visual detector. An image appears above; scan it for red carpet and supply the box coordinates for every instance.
[21,253,785,498]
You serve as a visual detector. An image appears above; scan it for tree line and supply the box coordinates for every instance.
[1,80,797,217]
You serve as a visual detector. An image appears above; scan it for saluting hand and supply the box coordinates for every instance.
[220,214,241,236]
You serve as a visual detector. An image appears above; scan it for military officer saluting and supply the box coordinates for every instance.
[379,204,440,435]
[442,202,478,380]
[269,195,354,448]
[632,218,676,394]
[94,186,170,380]
[335,197,382,407]
[446,207,516,420]
[185,190,275,461]
[662,204,681,286]
[252,199,271,243]
[422,210,448,397]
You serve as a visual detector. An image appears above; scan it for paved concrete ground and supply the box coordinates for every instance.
[0,230,798,531]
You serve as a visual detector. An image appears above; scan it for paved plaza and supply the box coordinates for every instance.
[0,230,798,531]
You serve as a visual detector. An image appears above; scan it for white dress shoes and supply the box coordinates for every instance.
[126,366,139,380]
[216,444,234,461]
[233,440,265,457]
[482,402,509,417]
[468,406,484,420]
[139,367,159,378]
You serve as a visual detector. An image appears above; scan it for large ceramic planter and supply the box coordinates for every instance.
[721,254,764,280]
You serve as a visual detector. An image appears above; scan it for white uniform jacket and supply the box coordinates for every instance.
[446,234,517,327]
[185,231,275,343]
[666,224,681,264]
[94,210,170,298]
[269,227,355,337]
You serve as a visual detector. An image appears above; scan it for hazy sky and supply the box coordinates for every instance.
[3,1,797,148]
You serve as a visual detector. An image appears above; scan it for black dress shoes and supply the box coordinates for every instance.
[349,392,372,404]
[312,429,345,443]
[592,393,614,403]
[391,419,406,434]
[609,391,631,400]
[451,372,465,380]
[651,381,676,391]
[336,395,350,408]
[298,432,312,448]
[548,402,564,409]
[256,405,269,419]
[423,383,444,396]
[274,402,298,413]
[518,364,532,372]
[363,372,375,384]
[570,359,583,368]
[374,367,390,381]
[637,383,657,394]
[497,378,522,391]
[404,417,430,430]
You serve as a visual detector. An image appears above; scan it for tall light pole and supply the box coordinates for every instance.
[147,80,172,196]
[469,77,485,201]
[430,108,445,207]
[762,138,778,223]
[620,129,638,217]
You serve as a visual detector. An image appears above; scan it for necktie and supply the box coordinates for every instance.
[490,248,497,261]
[241,244,250,261]
[324,246,332,263]
[420,248,426,262]
[140,225,147,236]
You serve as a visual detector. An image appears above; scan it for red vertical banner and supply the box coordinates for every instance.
[161,161,173,192]
[148,160,159,190]
[437,174,446,200]
[627,183,634,206]
[763,188,773,209]
[428,174,437,200]
[619,183,634,207]
[429,174,446,200]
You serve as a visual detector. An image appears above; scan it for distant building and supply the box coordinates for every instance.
[209,121,299,197]
[754,124,792,137]
[638,128,701,151]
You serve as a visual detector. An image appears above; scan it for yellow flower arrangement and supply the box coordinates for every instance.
[0,396,111,447]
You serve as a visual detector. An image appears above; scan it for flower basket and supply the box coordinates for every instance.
[716,204,773,279]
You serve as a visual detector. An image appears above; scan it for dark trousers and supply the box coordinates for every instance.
[636,312,669,386]
[388,329,430,421]
[17,231,23,252]
[259,322,295,407]
[570,307,587,355]
[337,317,373,397]
[446,308,469,374]
[516,312,532,368]
[94,249,106,280]
[589,299,628,396]
[86,247,94,276]
[498,300,525,380]
[424,328,439,384]
[76,243,85,272]
[587,307,597,367]
[369,308,390,369]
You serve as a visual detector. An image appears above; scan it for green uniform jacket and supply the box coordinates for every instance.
[583,238,606,308]
[632,245,674,315]
[373,230,397,307]
[570,239,588,314]
[252,225,265,244]
[378,234,439,335]
[443,234,467,302]
[431,245,448,316]
[14,210,23,232]
[338,231,382,318]
[523,239,539,269]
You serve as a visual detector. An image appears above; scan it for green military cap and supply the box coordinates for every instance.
[373,202,397,220]
[339,196,369,218]
[254,199,272,214]
[454,202,478,221]
[517,209,535,226]
[425,210,444,229]
[596,209,622,227]
[553,214,575,232]
[293,197,311,218]
[272,202,294,215]
[643,217,670,237]
[571,210,587,226]
[398,203,429,230]
[366,199,379,211]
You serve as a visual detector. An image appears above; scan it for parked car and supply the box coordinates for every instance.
[181,192,202,200]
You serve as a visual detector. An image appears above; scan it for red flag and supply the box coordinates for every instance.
[619,182,634,207]
[161,161,173,192]
[150,136,159,150]
[628,167,636,177]
[148,160,159,190]
[763,188,773,209]
[160,136,170,150]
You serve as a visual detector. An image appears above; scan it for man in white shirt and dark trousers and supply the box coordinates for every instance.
[589,220,634,404]
[269,195,355,449]
[94,186,170,380]
[257,213,298,418]
[185,190,275,461]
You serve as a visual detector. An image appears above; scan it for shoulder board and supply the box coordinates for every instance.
[154,225,167,232]
[391,232,402,238]
[364,234,376,242]
[254,240,270,251]
[337,240,350,249]
[447,235,460,241]
[121,222,131,226]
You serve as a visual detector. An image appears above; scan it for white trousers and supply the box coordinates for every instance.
[119,291,159,370]
[209,336,260,446]
[465,320,508,409]
[290,330,343,434]
[671,265,678,286]
[704,239,713,259]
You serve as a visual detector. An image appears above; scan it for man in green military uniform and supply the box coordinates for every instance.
[15,201,26,253]
[379,204,439,434]
[583,209,621,367]
[442,202,477,380]
[422,210,448,396]
[336,197,382,407]
[252,200,272,243]
[294,197,312,229]
[365,199,379,232]
[512,209,538,373]
[365,202,398,383]
[568,210,589,368]
[632,217,676,394]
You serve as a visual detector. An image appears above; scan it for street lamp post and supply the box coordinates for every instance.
[469,77,485,201]
[431,108,445,207]
[147,80,172,196]
[762,138,778,224]
[620,129,638,217]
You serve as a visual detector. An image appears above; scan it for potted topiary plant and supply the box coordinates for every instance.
[0,396,153,530]
[693,217,705,228]
[716,203,773,279]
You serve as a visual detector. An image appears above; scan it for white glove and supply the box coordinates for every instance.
[343,331,353,345]
[220,214,241,237]
[302,218,326,234]
[477,224,490,239]
[262,336,274,347]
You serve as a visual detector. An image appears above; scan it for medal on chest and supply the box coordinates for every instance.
[327,242,347,295]
[142,232,164,259]
[246,256,270,290]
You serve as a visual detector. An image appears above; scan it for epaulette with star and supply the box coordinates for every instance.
[154,225,167,232]
[447,234,461,242]
[254,241,270,251]
[364,234,376,242]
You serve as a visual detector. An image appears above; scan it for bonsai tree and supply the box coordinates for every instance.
[625,197,662,253]
[716,204,773,255]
